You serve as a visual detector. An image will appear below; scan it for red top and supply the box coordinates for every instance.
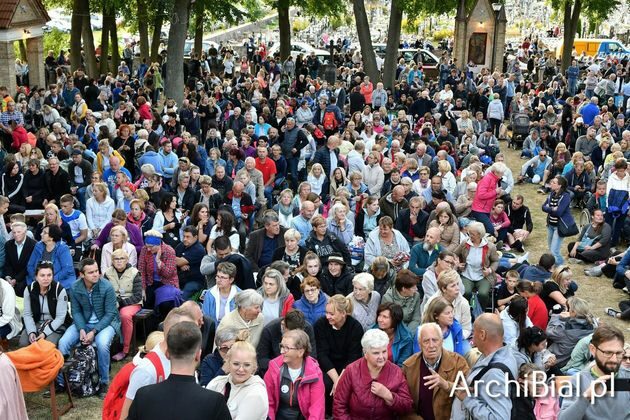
[527,294,549,330]
[255,157,277,185]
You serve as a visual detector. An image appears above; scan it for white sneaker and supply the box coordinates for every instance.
[516,252,530,264]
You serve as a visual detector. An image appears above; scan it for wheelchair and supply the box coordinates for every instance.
[578,208,591,231]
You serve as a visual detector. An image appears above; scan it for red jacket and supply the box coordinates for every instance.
[138,103,153,121]
[137,243,179,288]
[333,357,413,420]
[527,294,549,330]
[11,125,29,151]
[472,170,500,213]
[264,355,325,420]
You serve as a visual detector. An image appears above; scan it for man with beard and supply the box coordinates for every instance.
[559,324,629,419]
[409,227,443,277]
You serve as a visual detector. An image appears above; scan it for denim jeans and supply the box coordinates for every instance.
[568,79,577,96]
[57,323,117,385]
[76,186,87,213]
[547,225,564,265]
[181,280,205,301]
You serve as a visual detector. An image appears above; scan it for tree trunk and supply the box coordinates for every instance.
[137,0,150,62]
[82,9,98,78]
[109,13,121,72]
[383,0,402,89]
[18,40,27,63]
[70,0,84,73]
[561,0,582,71]
[100,3,111,75]
[194,3,204,58]
[278,0,291,61]
[150,0,165,62]
[165,0,192,104]
[352,0,378,82]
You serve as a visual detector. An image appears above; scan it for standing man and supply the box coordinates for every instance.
[57,259,120,398]
[280,117,308,190]
[256,145,277,208]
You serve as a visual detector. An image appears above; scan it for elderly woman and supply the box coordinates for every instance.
[305,216,351,265]
[258,269,295,326]
[346,171,369,215]
[86,182,116,238]
[174,172,195,211]
[424,269,472,339]
[328,203,354,245]
[546,296,597,368]
[272,228,307,273]
[217,289,265,347]
[333,329,413,419]
[264,329,325,420]
[454,221,499,311]
[26,225,76,291]
[314,294,364,414]
[415,297,470,357]
[200,328,238,387]
[207,332,269,420]
[364,216,411,269]
[372,302,413,367]
[382,269,422,332]
[428,208,460,252]
[273,189,298,228]
[19,261,69,347]
[348,273,381,331]
[137,230,181,319]
[100,225,138,272]
[470,162,507,236]
[293,276,328,325]
[367,257,397,296]
[104,248,142,361]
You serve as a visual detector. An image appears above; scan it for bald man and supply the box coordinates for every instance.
[379,184,409,221]
[451,313,518,420]
[178,301,215,360]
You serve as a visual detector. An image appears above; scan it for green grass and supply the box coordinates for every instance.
[22,140,629,419]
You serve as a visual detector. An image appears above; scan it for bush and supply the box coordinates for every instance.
[43,28,70,56]
[402,17,420,35]
[292,17,309,33]
[433,28,453,42]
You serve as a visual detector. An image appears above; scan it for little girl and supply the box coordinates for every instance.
[490,199,511,245]
[116,182,136,213]
[307,163,326,196]
[238,171,258,206]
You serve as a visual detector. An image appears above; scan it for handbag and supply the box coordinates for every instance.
[557,218,579,238]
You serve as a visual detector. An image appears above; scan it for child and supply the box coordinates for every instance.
[238,171,257,206]
[116,183,136,213]
[518,363,559,420]
[59,194,88,258]
[490,199,511,244]
[496,270,520,312]
[307,163,326,196]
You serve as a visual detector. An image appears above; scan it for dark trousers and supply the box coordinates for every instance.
[470,210,495,237]
[566,241,609,263]
[619,300,630,320]
[605,213,626,246]
[489,118,502,138]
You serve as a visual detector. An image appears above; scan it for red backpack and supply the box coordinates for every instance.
[322,110,338,131]
[102,352,165,420]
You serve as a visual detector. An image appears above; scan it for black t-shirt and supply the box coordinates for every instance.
[541,281,574,312]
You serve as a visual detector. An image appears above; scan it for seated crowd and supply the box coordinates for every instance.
[1,40,630,420]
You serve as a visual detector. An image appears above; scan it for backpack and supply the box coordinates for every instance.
[102,352,165,420]
[322,110,338,131]
[67,345,100,397]
[470,362,532,419]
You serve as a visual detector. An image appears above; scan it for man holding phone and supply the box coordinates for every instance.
[560,324,630,419]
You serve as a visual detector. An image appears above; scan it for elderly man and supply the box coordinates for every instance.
[559,324,629,420]
[409,227,443,277]
[0,100,25,150]
[44,156,71,206]
[402,322,469,420]
[379,185,409,222]
[102,155,132,197]
[290,200,315,246]
[4,222,36,297]
[245,211,287,271]
[313,135,342,193]
[409,142,433,168]
[422,176,455,206]
[574,127,598,159]
[451,313,518,420]
[280,117,309,190]
[395,196,429,246]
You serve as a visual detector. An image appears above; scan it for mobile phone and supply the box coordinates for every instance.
[604,377,630,392]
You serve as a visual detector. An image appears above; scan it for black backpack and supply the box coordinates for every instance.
[470,362,535,420]
[67,345,100,397]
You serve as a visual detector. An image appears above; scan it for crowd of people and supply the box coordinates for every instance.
[0,33,630,420]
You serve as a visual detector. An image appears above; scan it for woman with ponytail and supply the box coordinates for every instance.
[517,280,548,330]
[499,295,533,347]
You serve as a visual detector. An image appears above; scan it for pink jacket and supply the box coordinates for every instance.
[472,171,500,213]
[264,355,325,420]
[333,357,413,419]
[490,211,511,229]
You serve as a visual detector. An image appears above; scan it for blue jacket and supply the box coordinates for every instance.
[293,292,328,326]
[517,264,551,283]
[199,349,225,387]
[201,285,240,324]
[70,278,121,337]
[159,149,179,179]
[371,323,414,367]
[615,250,630,278]
[413,318,469,356]
[542,191,574,229]
[409,243,443,277]
[138,151,165,176]
[27,242,76,290]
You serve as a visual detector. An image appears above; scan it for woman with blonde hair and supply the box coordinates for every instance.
[35,203,74,245]
[101,225,138,272]
[541,265,576,314]
[437,160,456,196]
[258,269,295,326]
[307,163,326,196]
[207,331,269,420]
[86,182,116,238]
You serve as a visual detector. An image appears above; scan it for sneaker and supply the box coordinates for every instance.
[516,252,530,264]
[605,307,620,318]
[98,383,109,400]
[112,351,127,362]
[537,188,546,194]
[623,287,629,294]
[568,257,583,264]
[584,266,603,277]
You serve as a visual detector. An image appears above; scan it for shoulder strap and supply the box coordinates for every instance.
[145,351,166,383]
[471,362,514,384]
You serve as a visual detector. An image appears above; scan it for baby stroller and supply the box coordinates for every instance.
[508,112,530,149]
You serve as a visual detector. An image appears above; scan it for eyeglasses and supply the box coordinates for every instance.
[622,355,630,362]
[594,345,625,359]
[303,288,318,294]
[218,345,232,353]
[230,361,254,370]
[37,260,53,266]
[279,344,299,352]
